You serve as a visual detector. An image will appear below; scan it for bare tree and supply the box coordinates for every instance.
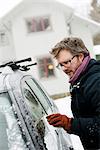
[90,0,100,23]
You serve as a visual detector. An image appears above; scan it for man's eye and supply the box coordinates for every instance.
[64,61,68,64]
[65,60,71,64]
[60,64,63,67]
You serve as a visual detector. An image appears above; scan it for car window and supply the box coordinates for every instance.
[21,78,53,113]
[22,83,45,121]
[0,92,27,150]
[21,77,55,120]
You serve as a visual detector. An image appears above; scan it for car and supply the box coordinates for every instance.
[0,58,74,150]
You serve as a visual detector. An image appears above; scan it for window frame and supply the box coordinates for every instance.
[37,56,55,79]
[25,15,52,33]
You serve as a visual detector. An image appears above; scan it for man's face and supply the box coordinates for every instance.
[56,49,84,79]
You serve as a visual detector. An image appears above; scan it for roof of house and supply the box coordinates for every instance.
[0,0,100,37]
[1,0,73,21]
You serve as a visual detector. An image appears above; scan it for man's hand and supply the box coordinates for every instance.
[46,113,72,131]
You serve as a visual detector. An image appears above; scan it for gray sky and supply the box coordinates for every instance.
[0,0,22,18]
[0,0,92,18]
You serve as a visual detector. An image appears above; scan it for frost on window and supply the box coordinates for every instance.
[26,16,52,33]
[23,87,44,120]
[0,93,27,150]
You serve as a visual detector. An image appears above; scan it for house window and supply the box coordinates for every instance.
[96,54,100,60]
[26,16,51,33]
[0,31,9,46]
[37,57,55,78]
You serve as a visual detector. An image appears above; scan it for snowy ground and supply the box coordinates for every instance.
[54,96,84,150]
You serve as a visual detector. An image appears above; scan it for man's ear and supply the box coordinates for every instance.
[79,53,84,63]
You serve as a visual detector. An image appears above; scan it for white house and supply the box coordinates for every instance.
[0,0,100,96]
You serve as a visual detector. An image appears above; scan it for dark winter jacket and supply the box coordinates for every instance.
[70,59,100,150]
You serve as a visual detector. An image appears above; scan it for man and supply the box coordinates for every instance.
[46,37,100,149]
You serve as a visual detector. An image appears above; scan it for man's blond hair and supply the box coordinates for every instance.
[50,37,89,58]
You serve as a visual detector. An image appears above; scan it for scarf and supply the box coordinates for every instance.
[69,55,91,85]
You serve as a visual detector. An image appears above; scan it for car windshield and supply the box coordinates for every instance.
[0,92,27,150]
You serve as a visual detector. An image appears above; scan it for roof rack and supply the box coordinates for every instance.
[0,57,37,71]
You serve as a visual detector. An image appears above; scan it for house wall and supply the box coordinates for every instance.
[1,1,95,95]
[0,23,16,64]
[70,15,95,57]
[94,47,100,55]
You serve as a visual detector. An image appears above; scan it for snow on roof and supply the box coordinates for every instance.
[0,0,22,18]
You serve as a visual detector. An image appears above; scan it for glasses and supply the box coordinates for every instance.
[56,55,78,70]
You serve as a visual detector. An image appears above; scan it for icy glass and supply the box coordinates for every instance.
[0,92,27,150]
[26,78,51,110]
[21,78,53,116]
[23,84,44,120]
